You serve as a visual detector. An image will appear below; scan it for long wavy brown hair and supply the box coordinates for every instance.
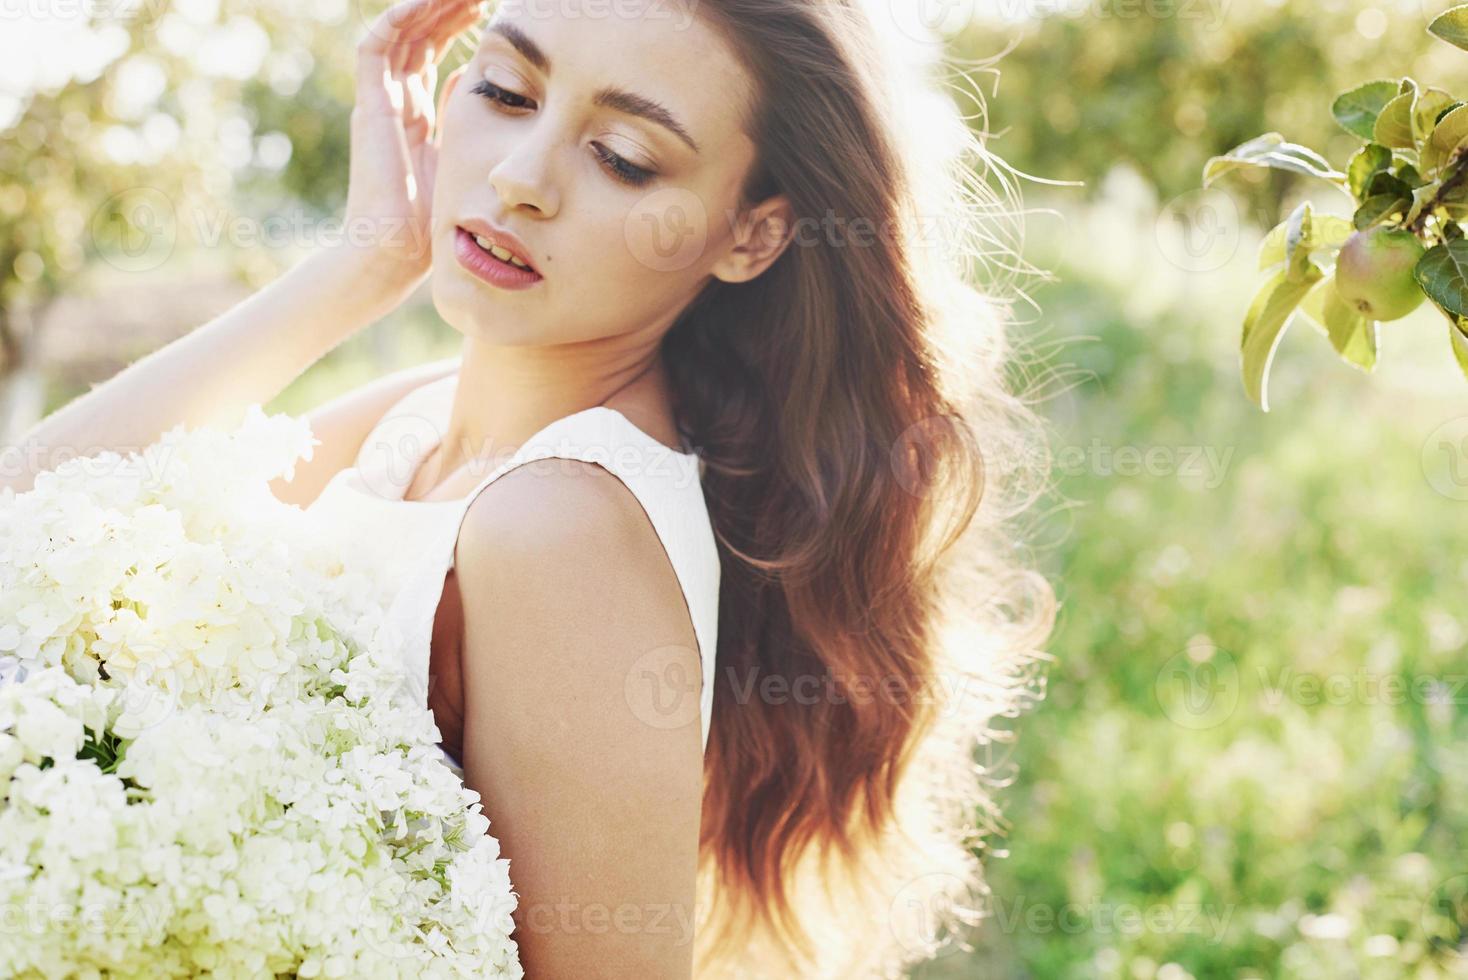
[650,1,1059,976]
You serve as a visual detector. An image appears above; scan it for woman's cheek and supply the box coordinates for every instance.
[620,186,712,274]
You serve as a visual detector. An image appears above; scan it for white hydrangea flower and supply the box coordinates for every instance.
[0,406,523,978]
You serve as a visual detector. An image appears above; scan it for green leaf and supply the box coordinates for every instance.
[1347,143,1392,200]
[1444,173,1468,203]
[1259,219,1288,269]
[1240,266,1322,411]
[1331,81,1404,140]
[1424,104,1468,174]
[1429,5,1468,51]
[1374,91,1417,149]
[1366,170,1414,201]
[1414,88,1457,144]
[1284,202,1314,281]
[1353,194,1410,229]
[1434,106,1468,153]
[1396,163,1428,189]
[1299,275,1379,371]
[1406,178,1443,227]
[1414,240,1468,317]
[1321,214,1350,246]
[1258,209,1352,271]
[1313,214,1354,252]
[1451,315,1468,380]
[78,730,130,776]
[1203,132,1346,188]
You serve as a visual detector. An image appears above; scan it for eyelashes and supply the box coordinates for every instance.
[470,77,532,110]
[469,78,657,188]
[589,142,654,187]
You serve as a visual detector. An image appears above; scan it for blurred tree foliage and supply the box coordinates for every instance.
[910,172,1468,980]
[959,1,1468,220]
[0,0,430,437]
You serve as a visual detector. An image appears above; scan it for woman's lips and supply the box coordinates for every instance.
[453,226,544,289]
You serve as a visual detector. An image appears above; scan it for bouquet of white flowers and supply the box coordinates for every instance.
[0,407,523,979]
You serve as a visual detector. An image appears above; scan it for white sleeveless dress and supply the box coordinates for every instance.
[303,372,720,780]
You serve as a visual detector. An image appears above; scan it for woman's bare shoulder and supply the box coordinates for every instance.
[457,457,690,605]
[454,457,703,721]
[268,355,461,508]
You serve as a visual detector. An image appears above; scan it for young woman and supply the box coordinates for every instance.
[8,0,1056,976]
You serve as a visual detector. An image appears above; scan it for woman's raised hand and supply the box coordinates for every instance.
[345,0,481,288]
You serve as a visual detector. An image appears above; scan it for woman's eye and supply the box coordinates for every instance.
[471,78,655,188]
[591,142,655,188]
[470,78,533,111]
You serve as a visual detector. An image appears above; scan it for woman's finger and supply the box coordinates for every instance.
[397,0,480,83]
[360,0,444,56]
[404,71,432,144]
[384,0,477,74]
[399,54,438,142]
[357,0,477,129]
[402,7,479,139]
[356,0,433,116]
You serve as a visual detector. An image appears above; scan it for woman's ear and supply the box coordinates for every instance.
[711,194,796,284]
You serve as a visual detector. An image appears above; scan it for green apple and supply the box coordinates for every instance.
[1333,227,1426,321]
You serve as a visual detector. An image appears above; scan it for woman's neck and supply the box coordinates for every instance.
[424,332,678,497]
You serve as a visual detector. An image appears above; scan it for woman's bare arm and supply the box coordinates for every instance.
[1,246,420,496]
[454,461,705,978]
[2,0,482,496]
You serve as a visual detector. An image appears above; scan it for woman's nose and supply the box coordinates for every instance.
[487,127,562,218]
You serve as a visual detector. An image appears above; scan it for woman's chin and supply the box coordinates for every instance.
[429,284,548,347]
[431,267,520,323]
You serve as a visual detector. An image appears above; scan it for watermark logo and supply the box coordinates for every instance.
[1422,416,1468,501]
[883,0,976,44]
[1424,873,1468,959]
[89,187,176,274]
[1154,643,1240,730]
[355,411,447,502]
[1155,188,1243,274]
[624,186,708,273]
[986,895,1235,942]
[623,643,702,731]
[891,416,967,498]
[1054,439,1234,489]
[493,0,698,31]
[516,896,695,945]
[889,872,971,959]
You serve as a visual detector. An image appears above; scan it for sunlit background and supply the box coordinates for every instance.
[4,0,1468,977]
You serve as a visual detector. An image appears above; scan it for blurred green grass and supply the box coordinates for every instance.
[911,173,1468,979]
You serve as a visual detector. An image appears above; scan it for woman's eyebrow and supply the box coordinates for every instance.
[487,20,701,155]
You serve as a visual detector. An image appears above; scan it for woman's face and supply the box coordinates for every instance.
[429,0,780,346]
